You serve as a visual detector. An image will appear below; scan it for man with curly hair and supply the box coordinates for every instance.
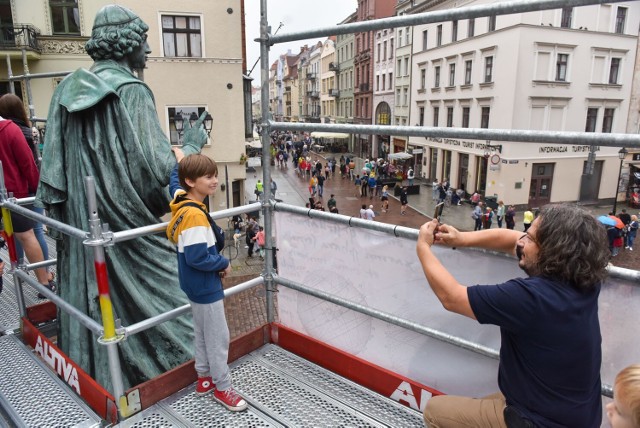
[37,5,207,390]
[416,204,610,427]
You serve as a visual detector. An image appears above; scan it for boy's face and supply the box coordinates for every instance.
[186,174,218,200]
[607,385,635,428]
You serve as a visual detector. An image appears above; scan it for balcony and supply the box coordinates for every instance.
[358,83,370,92]
[307,90,320,99]
[329,88,340,97]
[306,72,317,80]
[285,86,291,92]
[329,62,340,72]
[0,24,42,54]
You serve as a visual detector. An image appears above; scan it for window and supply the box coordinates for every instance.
[609,58,621,84]
[389,38,394,58]
[452,20,458,42]
[488,15,496,32]
[162,15,202,57]
[433,106,440,126]
[468,18,475,38]
[403,88,408,105]
[405,27,410,45]
[383,41,387,59]
[556,53,568,81]
[404,57,409,76]
[422,30,428,51]
[434,66,441,87]
[419,107,425,126]
[376,75,380,91]
[389,72,393,84]
[420,69,426,89]
[561,7,573,28]
[464,60,472,85]
[382,74,386,90]
[399,29,403,46]
[602,108,614,133]
[377,43,381,62]
[396,89,401,105]
[397,59,402,76]
[462,107,470,128]
[585,108,598,132]
[616,7,627,34]
[437,25,442,47]
[50,0,80,34]
[449,63,456,86]
[484,56,493,83]
[481,107,490,128]
[169,106,207,145]
[447,107,454,127]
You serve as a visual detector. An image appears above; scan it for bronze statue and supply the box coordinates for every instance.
[37,5,207,390]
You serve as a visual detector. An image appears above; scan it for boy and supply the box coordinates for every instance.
[167,154,247,412]
[607,364,640,428]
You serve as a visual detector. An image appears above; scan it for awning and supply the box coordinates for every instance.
[246,141,262,148]
[310,132,350,139]
[388,152,413,160]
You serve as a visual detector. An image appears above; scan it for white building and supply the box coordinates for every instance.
[409,1,640,208]
[373,28,395,160]
[320,38,337,123]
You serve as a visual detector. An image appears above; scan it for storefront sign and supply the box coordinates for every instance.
[539,145,600,154]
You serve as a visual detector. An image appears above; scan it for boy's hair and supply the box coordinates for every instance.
[178,154,218,190]
[616,364,640,426]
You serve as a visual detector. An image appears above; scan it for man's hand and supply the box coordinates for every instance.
[181,111,209,156]
[434,223,462,247]
[219,263,232,279]
[418,219,439,248]
[172,146,185,163]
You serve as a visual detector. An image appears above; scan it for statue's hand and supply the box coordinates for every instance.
[181,111,209,156]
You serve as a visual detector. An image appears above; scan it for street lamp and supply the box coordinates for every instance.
[613,147,628,215]
[173,112,184,137]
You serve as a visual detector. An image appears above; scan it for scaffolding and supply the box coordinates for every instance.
[1,0,640,423]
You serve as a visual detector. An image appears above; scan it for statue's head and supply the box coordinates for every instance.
[85,5,149,62]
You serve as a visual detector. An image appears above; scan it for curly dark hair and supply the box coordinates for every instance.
[534,204,609,291]
[85,18,148,61]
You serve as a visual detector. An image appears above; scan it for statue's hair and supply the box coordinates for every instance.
[85,18,149,61]
[534,204,609,291]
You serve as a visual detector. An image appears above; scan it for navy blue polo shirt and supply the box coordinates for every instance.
[468,276,602,427]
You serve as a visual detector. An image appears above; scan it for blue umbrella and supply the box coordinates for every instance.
[597,215,617,227]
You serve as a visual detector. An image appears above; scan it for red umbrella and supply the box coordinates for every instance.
[608,215,625,229]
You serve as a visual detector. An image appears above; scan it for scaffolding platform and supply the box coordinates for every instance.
[118,344,423,427]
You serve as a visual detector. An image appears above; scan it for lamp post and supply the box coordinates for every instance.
[613,147,628,215]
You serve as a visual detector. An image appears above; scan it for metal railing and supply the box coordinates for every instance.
[0,24,41,52]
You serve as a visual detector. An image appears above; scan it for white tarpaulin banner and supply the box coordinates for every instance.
[274,211,640,399]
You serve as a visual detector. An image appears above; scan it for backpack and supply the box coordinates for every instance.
[172,201,225,253]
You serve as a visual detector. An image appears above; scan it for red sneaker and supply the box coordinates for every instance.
[213,387,248,412]
[195,376,214,396]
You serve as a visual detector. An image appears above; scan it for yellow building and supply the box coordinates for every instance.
[1,0,249,209]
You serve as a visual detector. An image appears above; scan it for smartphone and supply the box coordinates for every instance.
[433,202,445,221]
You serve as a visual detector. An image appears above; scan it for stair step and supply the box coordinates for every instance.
[0,334,101,427]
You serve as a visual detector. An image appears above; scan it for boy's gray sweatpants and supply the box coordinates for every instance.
[190,300,232,391]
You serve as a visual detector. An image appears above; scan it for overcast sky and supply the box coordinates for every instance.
[244,0,358,83]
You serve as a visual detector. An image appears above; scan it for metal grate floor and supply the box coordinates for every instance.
[0,235,57,333]
[120,344,423,427]
[0,334,100,427]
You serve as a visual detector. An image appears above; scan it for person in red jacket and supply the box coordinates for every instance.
[0,117,52,296]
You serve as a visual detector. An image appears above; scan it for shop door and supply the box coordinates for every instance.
[528,163,555,208]
[475,156,487,194]
[457,153,469,192]
[579,160,603,203]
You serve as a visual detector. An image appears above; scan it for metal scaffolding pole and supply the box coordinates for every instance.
[270,0,630,45]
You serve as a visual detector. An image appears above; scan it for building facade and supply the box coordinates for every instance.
[373,27,395,161]
[320,38,337,123]
[1,0,249,209]
[408,0,640,207]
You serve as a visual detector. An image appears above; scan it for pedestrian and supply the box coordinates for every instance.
[365,204,376,221]
[255,226,265,258]
[254,179,263,201]
[523,207,534,232]
[354,175,362,197]
[619,209,631,248]
[505,205,516,230]
[270,179,277,199]
[455,188,465,206]
[400,186,409,215]
[472,201,484,231]
[606,364,640,428]
[361,173,369,198]
[309,174,318,196]
[407,167,415,186]
[381,185,389,212]
[368,173,376,199]
[496,200,505,228]
[167,154,247,412]
[317,173,325,198]
[246,223,257,258]
[360,204,367,219]
[432,178,439,201]
[628,215,639,251]
[327,194,338,213]
[484,207,494,229]
[470,190,481,206]
[418,204,609,427]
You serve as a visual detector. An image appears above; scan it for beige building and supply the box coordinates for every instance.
[409,0,640,208]
[1,0,249,209]
[320,38,337,123]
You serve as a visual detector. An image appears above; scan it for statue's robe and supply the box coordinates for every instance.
[36,60,193,390]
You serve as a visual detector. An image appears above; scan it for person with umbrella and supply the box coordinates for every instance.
[599,213,625,256]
